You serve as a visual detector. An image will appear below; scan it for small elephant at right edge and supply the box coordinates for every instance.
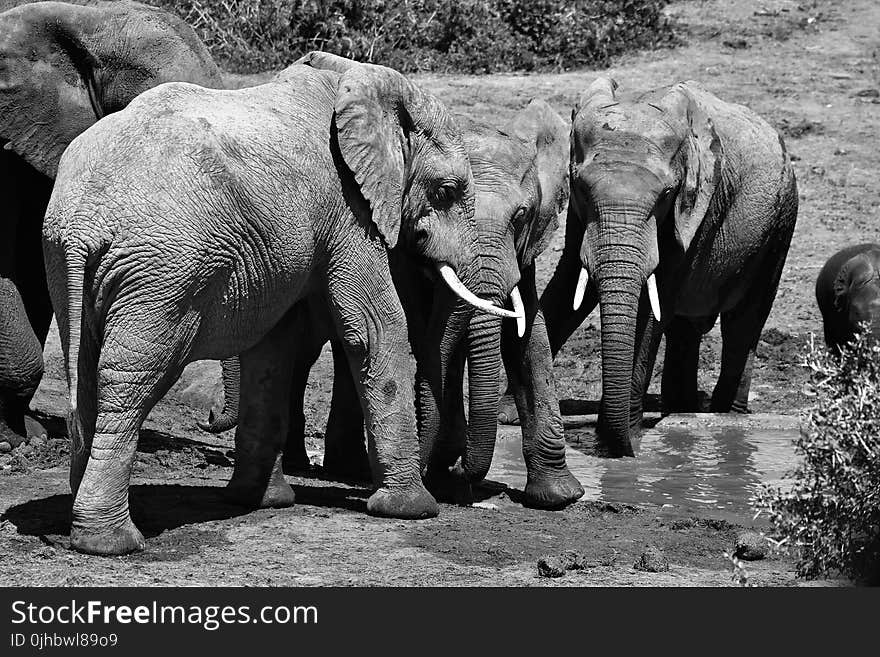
[816,243,880,353]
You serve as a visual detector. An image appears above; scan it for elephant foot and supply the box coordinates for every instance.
[496,394,521,425]
[226,457,296,508]
[523,469,584,509]
[70,517,145,556]
[0,419,27,452]
[423,464,474,506]
[367,484,439,520]
[225,478,296,509]
[728,401,752,414]
[709,399,752,414]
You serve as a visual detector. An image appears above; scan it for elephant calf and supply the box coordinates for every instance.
[816,243,880,353]
[43,55,513,556]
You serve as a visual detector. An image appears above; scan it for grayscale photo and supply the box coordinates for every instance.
[0,0,876,599]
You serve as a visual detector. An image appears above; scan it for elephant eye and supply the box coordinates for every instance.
[431,181,460,206]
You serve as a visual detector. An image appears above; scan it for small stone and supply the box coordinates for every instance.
[0,441,11,453]
[734,531,767,561]
[633,545,669,573]
[537,550,592,577]
[537,555,567,578]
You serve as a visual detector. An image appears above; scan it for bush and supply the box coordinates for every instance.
[148,0,676,74]
[754,329,880,584]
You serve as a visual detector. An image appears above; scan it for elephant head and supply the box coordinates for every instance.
[0,0,222,177]
[568,77,724,455]
[815,244,880,354]
[438,99,569,484]
[829,247,880,347]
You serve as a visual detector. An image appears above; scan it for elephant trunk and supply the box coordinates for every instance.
[462,310,502,482]
[592,210,654,457]
[198,356,240,433]
[417,285,475,469]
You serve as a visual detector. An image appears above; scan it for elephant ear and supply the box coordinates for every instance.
[0,2,222,178]
[505,98,570,264]
[0,5,104,177]
[334,63,427,249]
[833,255,873,313]
[664,82,725,253]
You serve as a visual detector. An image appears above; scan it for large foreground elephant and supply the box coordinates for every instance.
[533,77,798,456]
[0,0,222,449]
[204,99,584,508]
[43,55,506,555]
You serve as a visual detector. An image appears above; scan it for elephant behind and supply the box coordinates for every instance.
[816,243,880,353]
[533,77,798,456]
[203,99,585,509]
[43,56,503,556]
[0,0,222,450]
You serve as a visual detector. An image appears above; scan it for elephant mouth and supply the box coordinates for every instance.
[437,263,526,336]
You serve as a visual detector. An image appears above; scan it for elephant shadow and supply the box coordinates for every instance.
[2,480,372,550]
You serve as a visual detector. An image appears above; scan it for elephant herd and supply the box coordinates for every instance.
[5,0,864,559]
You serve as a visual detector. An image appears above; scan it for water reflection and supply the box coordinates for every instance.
[487,417,798,523]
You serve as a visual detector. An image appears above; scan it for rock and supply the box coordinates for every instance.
[537,550,591,577]
[537,555,567,578]
[29,434,46,448]
[722,38,749,49]
[734,531,767,561]
[633,545,669,573]
[0,441,11,454]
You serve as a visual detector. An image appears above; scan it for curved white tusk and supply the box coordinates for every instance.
[510,286,526,337]
[573,267,589,311]
[647,272,661,322]
[438,264,522,320]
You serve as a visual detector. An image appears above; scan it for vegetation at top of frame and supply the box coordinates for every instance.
[149,0,677,74]
[754,328,880,585]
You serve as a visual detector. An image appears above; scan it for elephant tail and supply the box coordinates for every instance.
[63,246,89,455]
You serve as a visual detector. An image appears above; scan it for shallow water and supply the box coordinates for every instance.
[486,414,799,524]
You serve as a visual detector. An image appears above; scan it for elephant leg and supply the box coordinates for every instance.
[711,312,758,414]
[0,159,53,447]
[325,247,437,520]
[498,219,598,425]
[282,304,326,474]
[502,264,583,509]
[661,315,703,412]
[227,310,297,508]
[322,338,370,480]
[712,251,791,414]
[70,315,191,556]
[0,278,44,449]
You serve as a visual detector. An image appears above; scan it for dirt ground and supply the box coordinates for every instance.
[1,0,876,586]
